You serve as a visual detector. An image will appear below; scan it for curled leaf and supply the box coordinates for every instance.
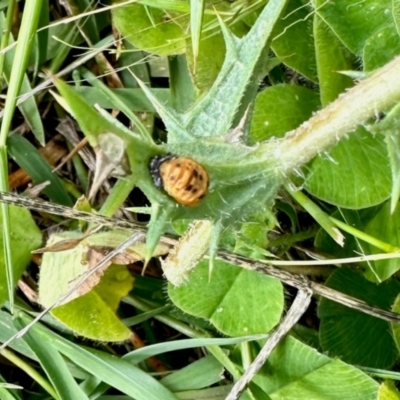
[162,220,213,286]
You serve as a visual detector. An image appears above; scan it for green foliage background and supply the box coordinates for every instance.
[1,0,400,399]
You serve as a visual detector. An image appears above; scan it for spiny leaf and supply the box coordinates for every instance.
[184,0,288,137]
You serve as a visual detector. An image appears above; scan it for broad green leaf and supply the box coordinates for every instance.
[377,381,400,400]
[161,355,223,391]
[271,0,317,82]
[38,232,137,341]
[112,4,186,56]
[317,0,393,55]
[253,336,379,399]
[363,26,400,71]
[250,84,320,143]
[305,127,391,209]
[7,134,72,206]
[168,260,284,336]
[364,202,400,281]
[50,282,132,342]
[319,268,399,368]
[313,12,354,106]
[0,206,41,305]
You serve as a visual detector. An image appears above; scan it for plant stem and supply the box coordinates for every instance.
[269,56,400,174]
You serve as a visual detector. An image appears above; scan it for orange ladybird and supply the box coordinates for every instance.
[149,154,209,206]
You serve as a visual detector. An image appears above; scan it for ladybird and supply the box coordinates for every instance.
[149,154,209,206]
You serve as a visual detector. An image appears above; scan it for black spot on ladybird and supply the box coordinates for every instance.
[149,154,209,206]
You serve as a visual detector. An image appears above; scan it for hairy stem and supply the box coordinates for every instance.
[268,55,400,174]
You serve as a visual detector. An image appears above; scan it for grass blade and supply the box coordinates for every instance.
[0,0,43,311]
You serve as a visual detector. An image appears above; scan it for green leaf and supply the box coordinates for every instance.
[124,334,269,364]
[363,25,400,71]
[112,4,186,56]
[185,0,288,137]
[50,284,132,342]
[189,0,205,71]
[271,0,317,82]
[54,78,144,149]
[364,202,400,281]
[0,206,41,305]
[391,295,400,359]
[73,0,100,44]
[36,0,49,68]
[253,336,379,399]
[0,388,20,400]
[186,29,226,93]
[377,381,400,400]
[250,84,320,143]
[289,188,344,245]
[314,12,354,106]
[7,134,72,206]
[317,0,393,55]
[38,232,136,341]
[15,313,179,400]
[168,260,284,336]
[314,207,376,261]
[13,318,87,400]
[370,103,400,213]
[305,127,391,209]
[54,78,160,207]
[185,21,249,94]
[0,310,37,360]
[161,354,223,391]
[319,268,399,368]
[0,0,44,145]
[172,385,232,399]
[168,54,195,112]
[0,11,45,144]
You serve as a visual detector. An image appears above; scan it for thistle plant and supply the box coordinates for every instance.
[2,0,400,398]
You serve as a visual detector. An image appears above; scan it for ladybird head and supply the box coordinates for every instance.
[149,154,209,206]
[149,154,176,188]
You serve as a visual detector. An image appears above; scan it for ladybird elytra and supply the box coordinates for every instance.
[149,154,209,207]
